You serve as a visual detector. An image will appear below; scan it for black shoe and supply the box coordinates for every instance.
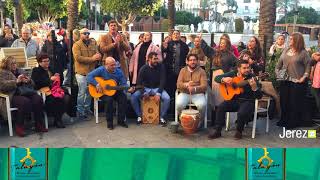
[107,124,114,130]
[54,121,66,128]
[234,131,242,140]
[118,122,128,128]
[137,121,142,125]
[208,130,222,139]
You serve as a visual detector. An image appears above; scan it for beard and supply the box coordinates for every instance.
[188,64,197,70]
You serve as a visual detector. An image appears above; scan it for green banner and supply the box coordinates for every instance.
[0,148,319,180]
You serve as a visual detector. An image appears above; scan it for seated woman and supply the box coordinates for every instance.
[31,54,70,128]
[0,56,48,137]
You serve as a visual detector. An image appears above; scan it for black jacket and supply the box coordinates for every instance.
[31,66,51,90]
[0,34,19,47]
[41,40,67,76]
[162,40,189,75]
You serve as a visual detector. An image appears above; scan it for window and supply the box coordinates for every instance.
[245,6,249,11]
[244,0,251,3]
[255,0,260,2]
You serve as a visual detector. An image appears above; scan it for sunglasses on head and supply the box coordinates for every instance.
[82,32,90,35]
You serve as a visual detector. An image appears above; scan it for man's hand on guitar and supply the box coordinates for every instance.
[248,78,258,91]
[222,77,233,84]
[96,84,103,93]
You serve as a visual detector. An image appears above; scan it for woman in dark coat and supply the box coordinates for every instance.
[41,31,68,84]
[31,54,70,128]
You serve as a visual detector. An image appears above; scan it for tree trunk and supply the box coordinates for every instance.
[258,0,276,59]
[67,0,79,117]
[168,0,175,32]
[67,0,79,32]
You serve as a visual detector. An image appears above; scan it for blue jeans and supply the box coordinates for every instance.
[131,88,170,119]
[63,63,71,86]
[75,74,92,115]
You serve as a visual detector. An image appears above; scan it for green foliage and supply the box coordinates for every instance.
[278,7,320,24]
[265,48,285,90]
[161,19,169,32]
[154,6,168,20]
[4,0,30,21]
[100,0,161,18]
[22,0,67,22]
[235,18,244,33]
[175,11,203,26]
[4,0,85,23]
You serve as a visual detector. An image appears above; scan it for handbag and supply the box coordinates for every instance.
[15,83,37,96]
[51,78,65,98]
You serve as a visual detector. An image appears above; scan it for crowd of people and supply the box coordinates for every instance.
[0,21,319,140]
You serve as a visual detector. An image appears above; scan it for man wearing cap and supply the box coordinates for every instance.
[99,20,130,79]
[11,27,39,58]
[73,28,101,120]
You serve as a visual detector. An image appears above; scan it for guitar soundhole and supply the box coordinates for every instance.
[148,108,154,113]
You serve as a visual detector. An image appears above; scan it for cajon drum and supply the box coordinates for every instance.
[142,96,160,124]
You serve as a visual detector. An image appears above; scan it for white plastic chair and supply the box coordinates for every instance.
[0,93,16,136]
[0,92,48,136]
[175,90,208,128]
[225,96,271,138]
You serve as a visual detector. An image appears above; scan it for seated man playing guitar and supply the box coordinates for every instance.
[87,57,129,130]
[130,52,170,126]
[208,60,263,140]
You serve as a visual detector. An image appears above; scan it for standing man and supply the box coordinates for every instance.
[87,57,129,130]
[162,30,189,97]
[99,20,130,79]
[73,28,101,120]
[176,54,208,125]
[208,60,263,140]
[130,52,170,126]
[11,27,39,58]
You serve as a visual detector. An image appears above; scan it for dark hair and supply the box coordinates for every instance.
[173,30,180,34]
[237,60,249,68]
[147,52,158,60]
[139,33,144,39]
[187,53,198,61]
[248,36,263,61]
[36,53,49,63]
[221,33,230,40]
[108,20,117,26]
[2,24,14,36]
[181,36,186,39]
[291,32,305,53]
[213,37,232,67]
[239,49,252,60]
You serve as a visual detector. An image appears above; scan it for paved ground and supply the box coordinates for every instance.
[0,113,319,148]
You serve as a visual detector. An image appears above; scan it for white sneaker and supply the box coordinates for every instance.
[160,118,167,127]
[137,117,142,125]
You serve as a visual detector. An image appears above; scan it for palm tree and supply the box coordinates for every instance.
[66,0,79,117]
[168,0,175,32]
[67,0,79,32]
[258,0,277,58]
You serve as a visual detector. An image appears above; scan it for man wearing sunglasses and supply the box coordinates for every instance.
[73,28,101,120]
[99,20,130,79]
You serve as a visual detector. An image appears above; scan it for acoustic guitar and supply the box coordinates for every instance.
[88,77,143,98]
[219,72,269,100]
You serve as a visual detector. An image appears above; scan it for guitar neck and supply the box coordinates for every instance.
[105,85,129,91]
